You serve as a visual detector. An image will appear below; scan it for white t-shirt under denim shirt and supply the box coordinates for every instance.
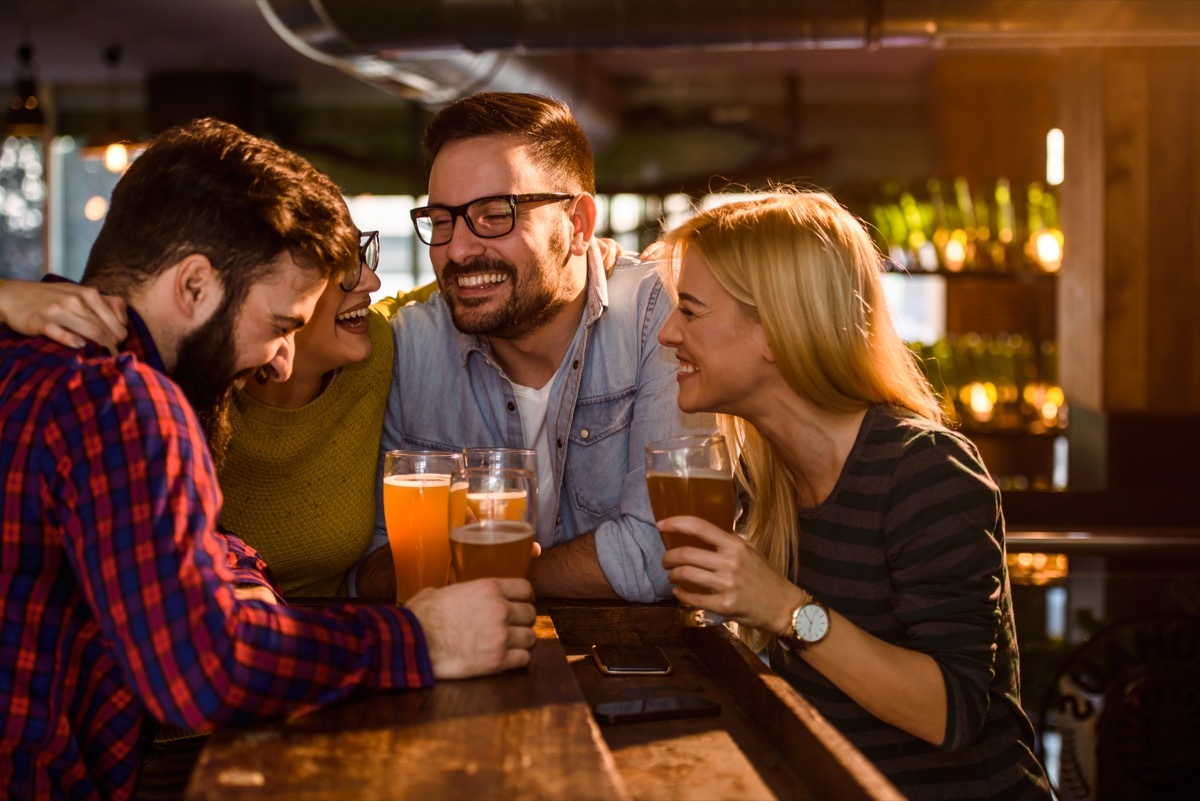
[512,372,559,546]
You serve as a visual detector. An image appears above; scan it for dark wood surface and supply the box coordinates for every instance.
[184,615,629,801]
[546,602,903,801]
[185,602,901,801]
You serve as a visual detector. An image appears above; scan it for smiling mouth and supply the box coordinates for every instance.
[678,361,698,375]
[336,307,369,323]
[457,272,508,289]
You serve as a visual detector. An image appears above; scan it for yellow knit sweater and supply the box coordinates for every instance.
[219,309,395,598]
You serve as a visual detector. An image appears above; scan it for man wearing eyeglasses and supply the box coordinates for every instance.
[357,92,714,603]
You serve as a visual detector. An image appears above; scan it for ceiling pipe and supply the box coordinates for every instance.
[258,0,1200,146]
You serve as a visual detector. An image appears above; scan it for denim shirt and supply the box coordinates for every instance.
[368,243,715,602]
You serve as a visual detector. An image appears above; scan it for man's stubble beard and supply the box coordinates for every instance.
[170,294,252,471]
[440,227,573,341]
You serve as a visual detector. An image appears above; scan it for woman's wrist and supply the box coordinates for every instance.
[774,585,813,639]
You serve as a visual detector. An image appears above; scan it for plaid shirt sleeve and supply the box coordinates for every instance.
[48,357,434,730]
[219,525,284,597]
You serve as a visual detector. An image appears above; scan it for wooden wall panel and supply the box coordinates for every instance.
[1101,52,1151,411]
[1057,51,1106,413]
[1145,52,1200,413]
[931,53,1057,184]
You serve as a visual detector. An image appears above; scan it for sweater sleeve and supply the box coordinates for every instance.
[882,429,1005,752]
[370,280,440,320]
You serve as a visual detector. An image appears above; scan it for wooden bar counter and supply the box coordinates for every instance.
[185,603,900,801]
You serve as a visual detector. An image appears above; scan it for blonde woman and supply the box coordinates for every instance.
[653,190,1050,800]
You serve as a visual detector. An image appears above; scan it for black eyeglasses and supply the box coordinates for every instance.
[410,193,575,246]
[341,230,380,291]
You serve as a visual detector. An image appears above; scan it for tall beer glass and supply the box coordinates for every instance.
[382,450,463,603]
[644,434,735,627]
[450,466,536,581]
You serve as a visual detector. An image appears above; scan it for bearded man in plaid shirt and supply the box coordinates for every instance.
[0,118,536,800]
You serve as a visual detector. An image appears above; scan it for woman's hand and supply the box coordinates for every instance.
[658,515,803,635]
[0,280,127,355]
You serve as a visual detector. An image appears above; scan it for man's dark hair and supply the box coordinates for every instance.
[83,118,354,307]
[422,93,595,194]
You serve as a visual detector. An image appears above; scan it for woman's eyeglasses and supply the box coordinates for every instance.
[341,230,380,291]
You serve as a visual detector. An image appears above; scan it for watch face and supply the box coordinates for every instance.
[795,603,830,643]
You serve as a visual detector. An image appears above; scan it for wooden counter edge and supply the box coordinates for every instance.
[690,625,905,801]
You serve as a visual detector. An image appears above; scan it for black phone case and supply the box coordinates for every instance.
[593,695,721,725]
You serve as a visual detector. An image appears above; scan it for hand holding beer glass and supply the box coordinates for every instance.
[645,434,735,627]
[450,466,538,582]
[382,450,464,603]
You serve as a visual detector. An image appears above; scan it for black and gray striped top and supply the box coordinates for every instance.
[769,404,1051,800]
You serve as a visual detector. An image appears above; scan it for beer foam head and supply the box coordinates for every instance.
[450,520,534,544]
[384,474,452,488]
[466,489,526,501]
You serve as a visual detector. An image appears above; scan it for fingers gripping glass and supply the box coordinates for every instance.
[410,193,575,246]
[340,230,380,291]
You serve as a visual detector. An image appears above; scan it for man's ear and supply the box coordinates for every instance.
[172,254,223,323]
[567,193,599,257]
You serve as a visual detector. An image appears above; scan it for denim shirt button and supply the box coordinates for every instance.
[556,438,564,448]
[580,429,590,439]
[572,359,580,369]
[506,401,516,412]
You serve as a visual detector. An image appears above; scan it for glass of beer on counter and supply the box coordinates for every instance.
[644,434,735,627]
[450,466,537,582]
[462,448,538,531]
[382,450,464,603]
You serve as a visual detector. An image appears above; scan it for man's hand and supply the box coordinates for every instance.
[595,237,622,277]
[234,584,281,605]
[0,280,127,355]
[406,578,537,679]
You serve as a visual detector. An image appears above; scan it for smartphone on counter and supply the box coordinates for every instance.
[590,644,673,676]
[593,695,721,725]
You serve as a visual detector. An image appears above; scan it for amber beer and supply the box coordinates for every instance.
[383,474,454,603]
[647,469,734,596]
[450,520,535,581]
[646,469,735,550]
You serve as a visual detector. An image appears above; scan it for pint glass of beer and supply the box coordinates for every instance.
[382,450,463,603]
[450,466,536,581]
[644,434,735,627]
[462,447,538,533]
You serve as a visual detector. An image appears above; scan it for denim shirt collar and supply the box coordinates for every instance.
[451,239,611,366]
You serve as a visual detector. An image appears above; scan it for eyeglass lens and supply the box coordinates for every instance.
[415,197,516,246]
[342,231,380,291]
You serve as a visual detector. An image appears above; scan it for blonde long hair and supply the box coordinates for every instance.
[661,190,943,640]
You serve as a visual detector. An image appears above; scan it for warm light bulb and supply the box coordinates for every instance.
[84,195,108,221]
[104,143,129,173]
[1046,129,1064,186]
[1034,230,1064,272]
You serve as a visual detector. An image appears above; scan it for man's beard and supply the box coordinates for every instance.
[170,295,251,471]
[439,227,573,340]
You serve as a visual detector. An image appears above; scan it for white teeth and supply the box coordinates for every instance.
[457,272,507,288]
[336,307,369,322]
[678,363,698,374]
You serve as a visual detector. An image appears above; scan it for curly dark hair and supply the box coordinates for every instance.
[83,118,355,309]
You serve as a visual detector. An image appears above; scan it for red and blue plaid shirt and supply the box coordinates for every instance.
[1,292,434,800]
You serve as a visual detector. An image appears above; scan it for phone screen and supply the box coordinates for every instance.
[593,695,721,725]
[591,645,673,675]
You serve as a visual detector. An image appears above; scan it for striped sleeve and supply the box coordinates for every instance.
[882,429,1005,751]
